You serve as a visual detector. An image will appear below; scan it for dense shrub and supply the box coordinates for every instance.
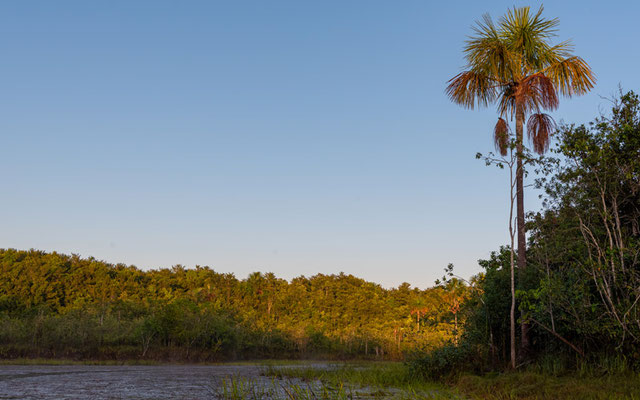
[408,342,481,380]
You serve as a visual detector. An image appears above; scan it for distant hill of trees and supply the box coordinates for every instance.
[0,248,468,361]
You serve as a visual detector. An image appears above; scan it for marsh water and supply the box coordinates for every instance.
[0,364,296,399]
[0,363,438,399]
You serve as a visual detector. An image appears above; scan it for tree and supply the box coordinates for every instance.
[527,90,640,355]
[446,5,595,357]
[478,145,519,368]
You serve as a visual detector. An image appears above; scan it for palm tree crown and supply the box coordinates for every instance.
[446,6,595,155]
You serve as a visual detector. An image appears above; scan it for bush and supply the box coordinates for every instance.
[408,342,479,380]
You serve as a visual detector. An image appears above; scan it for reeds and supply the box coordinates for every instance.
[210,375,354,399]
[263,363,458,399]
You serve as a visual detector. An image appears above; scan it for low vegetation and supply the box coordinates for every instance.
[454,372,640,400]
[266,362,639,400]
[212,375,356,400]
[265,363,452,398]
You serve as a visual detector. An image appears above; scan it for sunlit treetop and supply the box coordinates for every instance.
[446,6,595,155]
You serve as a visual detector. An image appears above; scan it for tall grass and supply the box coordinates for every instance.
[264,363,458,399]
[527,354,636,378]
[455,371,640,400]
[264,361,640,400]
[211,375,355,399]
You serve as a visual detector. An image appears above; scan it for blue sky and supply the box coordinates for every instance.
[2,1,639,288]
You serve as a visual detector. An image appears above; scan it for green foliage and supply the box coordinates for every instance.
[0,248,470,362]
[459,90,640,370]
[408,342,478,381]
[524,90,640,359]
[457,248,513,370]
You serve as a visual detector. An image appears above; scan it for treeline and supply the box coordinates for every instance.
[413,91,640,378]
[0,248,468,361]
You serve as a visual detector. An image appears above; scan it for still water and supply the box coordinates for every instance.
[0,364,280,399]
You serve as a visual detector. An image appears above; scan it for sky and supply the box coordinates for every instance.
[2,1,639,288]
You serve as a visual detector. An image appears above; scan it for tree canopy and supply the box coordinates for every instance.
[0,248,468,361]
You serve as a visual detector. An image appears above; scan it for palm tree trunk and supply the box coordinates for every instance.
[509,149,516,369]
[515,108,530,358]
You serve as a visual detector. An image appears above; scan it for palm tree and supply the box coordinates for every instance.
[446,6,595,361]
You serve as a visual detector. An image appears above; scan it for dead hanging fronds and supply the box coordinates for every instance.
[497,83,517,118]
[494,118,510,156]
[516,73,559,112]
[527,112,555,154]
[496,74,559,119]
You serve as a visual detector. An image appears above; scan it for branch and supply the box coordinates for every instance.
[529,317,585,357]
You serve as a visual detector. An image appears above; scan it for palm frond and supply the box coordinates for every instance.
[464,14,519,80]
[494,118,510,156]
[501,5,559,40]
[538,39,574,65]
[527,113,555,154]
[543,56,596,97]
[500,6,560,71]
[446,70,498,109]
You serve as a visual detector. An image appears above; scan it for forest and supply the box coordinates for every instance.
[0,247,468,361]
